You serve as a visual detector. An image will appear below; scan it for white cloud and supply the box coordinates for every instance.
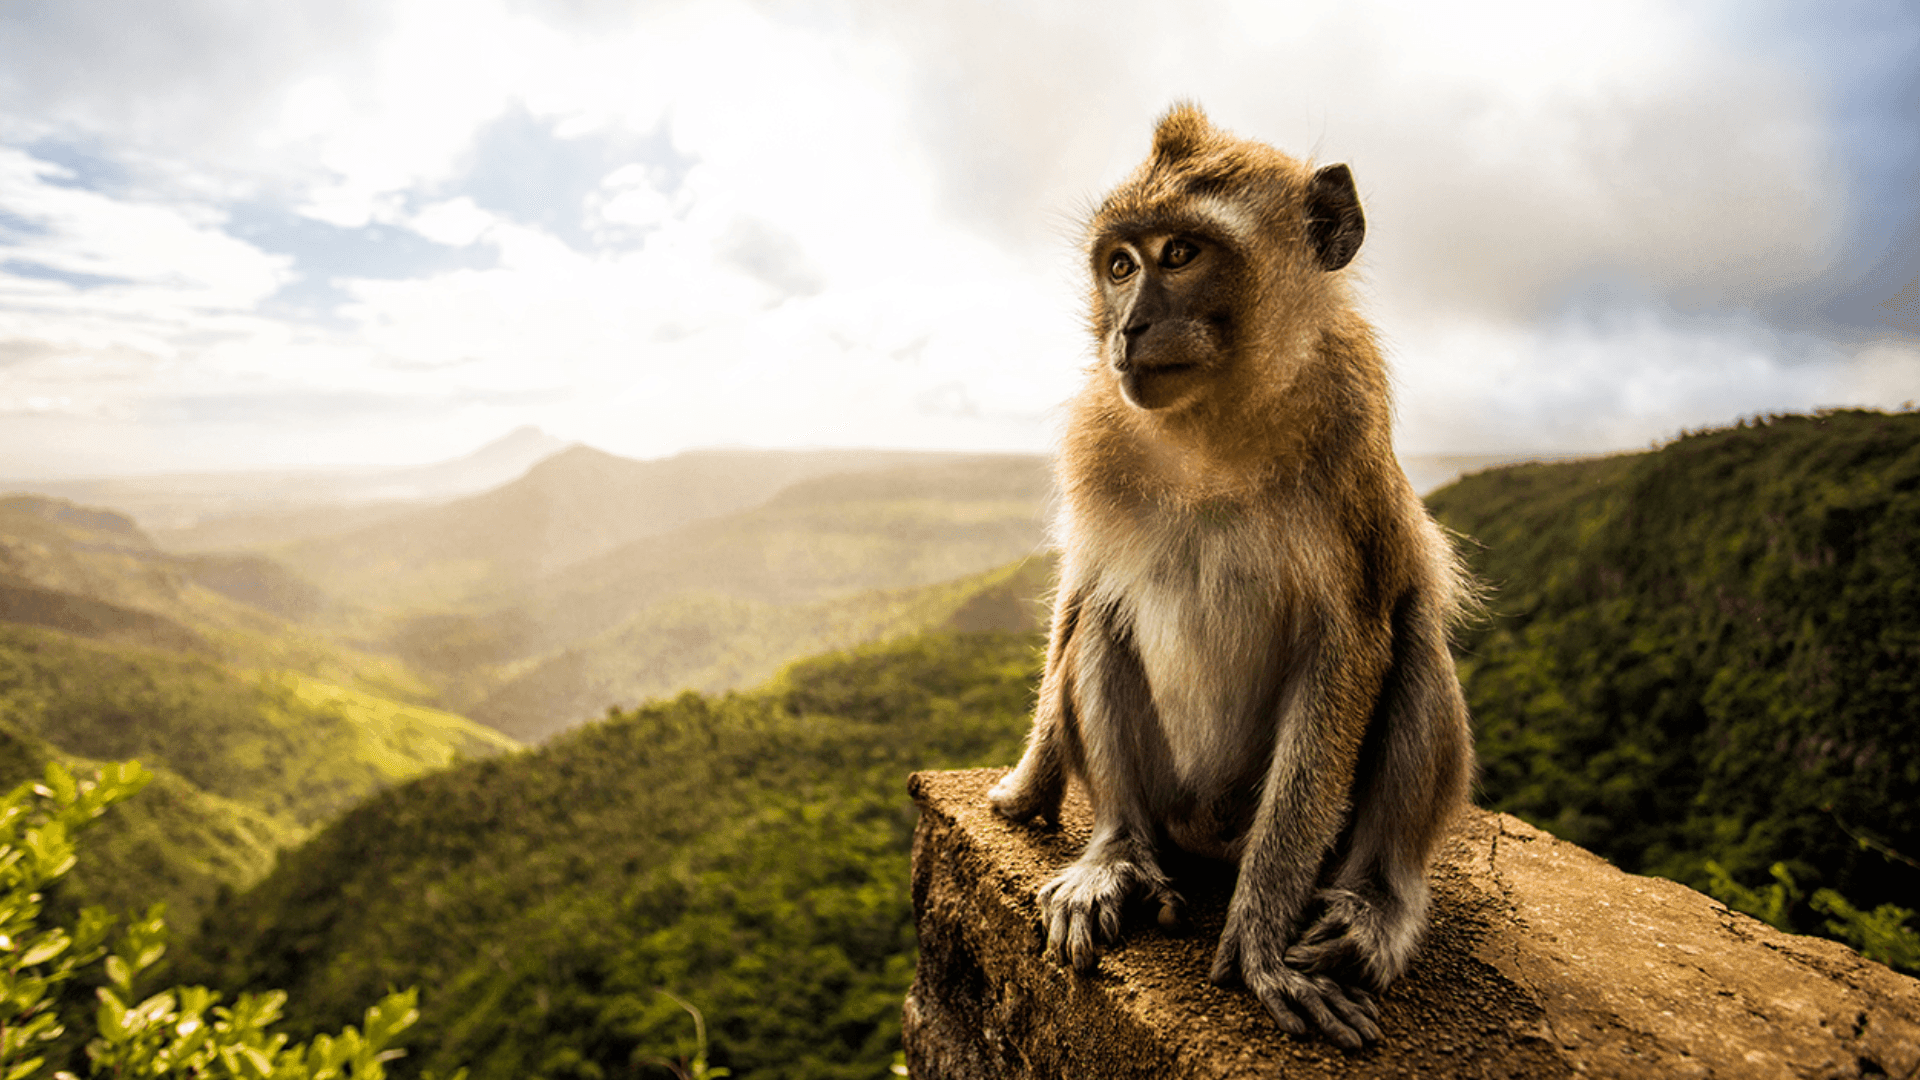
[0,0,1910,477]
[408,197,500,247]
[1388,304,1913,455]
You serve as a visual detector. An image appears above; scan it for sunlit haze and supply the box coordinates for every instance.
[2,0,1915,478]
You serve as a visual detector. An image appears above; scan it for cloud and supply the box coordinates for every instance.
[1391,294,1887,455]
[0,0,1913,477]
[716,217,825,300]
[0,0,395,180]
[0,339,61,368]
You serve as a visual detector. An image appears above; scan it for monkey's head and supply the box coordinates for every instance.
[1087,104,1365,414]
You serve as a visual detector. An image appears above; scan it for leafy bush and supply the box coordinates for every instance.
[1705,859,1920,973]
[0,760,453,1079]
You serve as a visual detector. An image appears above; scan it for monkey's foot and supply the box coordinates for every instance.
[1036,859,1183,973]
[987,769,1062,824]
[1211,920,1381,1050]
[1284,887,1417,994]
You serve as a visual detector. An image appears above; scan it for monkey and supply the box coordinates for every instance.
[987,104,1474,1050]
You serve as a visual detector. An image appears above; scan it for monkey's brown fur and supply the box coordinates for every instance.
[989,105,1474,1049]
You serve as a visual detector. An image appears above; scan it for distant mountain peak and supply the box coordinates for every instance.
[0,494,150,547]
[468,425,567,460]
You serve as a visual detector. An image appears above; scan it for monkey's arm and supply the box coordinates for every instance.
[988,584,1082,823]
[1284,584,1473,993]
[1209,613,1389,1050]
[1029,597,1183,972]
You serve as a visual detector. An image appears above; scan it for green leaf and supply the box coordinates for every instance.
[103,955,131,994]
[15,931,66,968]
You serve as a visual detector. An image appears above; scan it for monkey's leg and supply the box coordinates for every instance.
[1034,601,1182,973]
[1210,622,1388,1050]
[1286,591,1473,994]
[988,587,1082,824]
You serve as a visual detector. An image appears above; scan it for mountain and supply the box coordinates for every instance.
[0,494,401,690]
[467,555,1054,742]
[0,494,521,924]
[1428,408,1920,921]
[271,447,1039,611]
[7,426,569,540]
[373,453,1055,738]
[182,623,1046,1080]
[1396,450,1595,495]
[152,409,1920,1078]
[500,454,1054,653]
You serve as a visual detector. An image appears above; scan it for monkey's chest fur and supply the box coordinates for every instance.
[1071,501,1306,861]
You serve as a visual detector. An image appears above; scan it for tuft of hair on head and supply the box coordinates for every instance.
[1151,102,1214,162]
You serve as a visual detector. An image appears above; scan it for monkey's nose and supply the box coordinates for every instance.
[1118,322,1150,367]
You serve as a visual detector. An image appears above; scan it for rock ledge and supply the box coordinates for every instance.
[904,768,1920,1080]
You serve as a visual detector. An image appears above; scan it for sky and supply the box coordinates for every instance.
[1,0,1915,479]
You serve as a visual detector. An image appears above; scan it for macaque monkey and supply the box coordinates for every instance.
[989,104,1473,1049]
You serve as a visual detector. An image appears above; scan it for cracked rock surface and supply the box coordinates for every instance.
[904,768,1920,1080]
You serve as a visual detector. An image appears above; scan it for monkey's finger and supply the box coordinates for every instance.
[1249,986,1309,1039]
[1284,936,1357,975]
[1097,894,1123,944]
[1281,983,1365,1052]
[1347,987,1380,1022]
[1046,902,1074,966]
[1323,984,1383,1044]
[1207,934,1242,986]
[1066,907,1101,973]
[1291,912,1344,949]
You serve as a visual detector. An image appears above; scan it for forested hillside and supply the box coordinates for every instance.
[468,555,1053,742]
[1429,408,1919,930]
[18,412,1917,1077]
[0,496,520,923]
[381,452,1052,739]
[184,627,1046,1080]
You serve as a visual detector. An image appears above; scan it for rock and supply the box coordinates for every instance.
[904,768,1920,1079]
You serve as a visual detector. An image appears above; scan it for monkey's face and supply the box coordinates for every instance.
[1085,108,1368,421]
[1096,229,1243,412]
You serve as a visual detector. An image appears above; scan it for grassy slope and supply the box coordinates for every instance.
[0,494,523,923]
[392,455,1053,737]
[185,629,1044,1080]
[0,718,299,924]
[0,624,516,828]
[0,494,443,705]
[469,556,1054,742]
[1429,408,1920,913]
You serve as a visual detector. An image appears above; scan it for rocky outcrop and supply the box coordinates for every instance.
[904,769,1920,1079]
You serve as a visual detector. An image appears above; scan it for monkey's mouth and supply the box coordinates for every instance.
[1118,363,1200,409]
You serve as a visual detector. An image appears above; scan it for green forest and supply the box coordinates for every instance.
[1428,409,1918,944]
[2,411,1915,1077]
[182,630,1044,1080]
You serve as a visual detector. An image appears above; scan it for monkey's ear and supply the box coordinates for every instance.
[1307,164,1365,271]
[1153,102,1212,161]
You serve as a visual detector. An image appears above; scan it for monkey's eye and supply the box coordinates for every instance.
[1160,237,1200,269]
[1108,250,1138,282]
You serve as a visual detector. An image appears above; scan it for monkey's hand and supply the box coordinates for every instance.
[987,767,1063,825]
[1283,887,1413,995]
[1210,915,1382,1050]
[1036,857,1183,973]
